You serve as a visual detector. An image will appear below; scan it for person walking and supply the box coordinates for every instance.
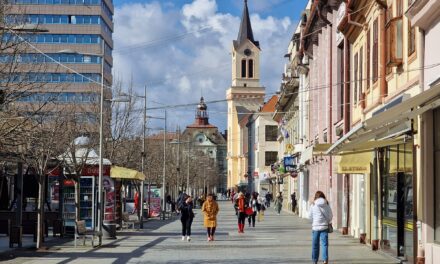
[309,191,333,264]
[265,192,271,208]
[291,192,297,214]
[257,194,265,222]
[248,192,258,227]
[234,192,248,233]
[275,192,283,215]
[202,193,219,241]
[179,194,195,242]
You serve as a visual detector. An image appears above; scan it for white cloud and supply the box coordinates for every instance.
[178,76,191,93]
[113,0,294,130]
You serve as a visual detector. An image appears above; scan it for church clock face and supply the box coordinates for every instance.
[244,48,252,56]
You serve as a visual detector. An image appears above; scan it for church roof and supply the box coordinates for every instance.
[260,95,278,113]
[234,0,260,49]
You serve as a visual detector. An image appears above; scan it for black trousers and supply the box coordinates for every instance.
[181,217,193,236]
[207,227,216,236]
[248,211,256,226]
[238,212,246,225]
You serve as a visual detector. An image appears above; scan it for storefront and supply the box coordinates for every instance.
[380,142,414,260]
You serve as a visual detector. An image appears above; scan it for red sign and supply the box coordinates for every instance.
[253,172,259,178]
[81,165,110,176]
[63,179,75,186]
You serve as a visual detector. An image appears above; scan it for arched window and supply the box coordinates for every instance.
[241,59,246,78]
[248,59,254,78]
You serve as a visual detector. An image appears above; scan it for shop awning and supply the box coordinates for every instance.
[110,166,145,181]
[300,144,332,164]
[336,151,373,174]
[327,83,440,154]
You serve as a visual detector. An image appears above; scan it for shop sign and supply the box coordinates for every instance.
[253,171,259,178]
[82,165,111,176]
[284,156,297,172]
[63,179,75,186]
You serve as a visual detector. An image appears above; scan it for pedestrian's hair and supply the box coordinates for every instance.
[314,191,326,200]
[207,193,214,197]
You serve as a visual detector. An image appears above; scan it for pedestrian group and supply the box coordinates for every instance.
[175,189,333,264]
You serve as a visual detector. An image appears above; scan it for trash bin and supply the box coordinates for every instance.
[103,223,117,239]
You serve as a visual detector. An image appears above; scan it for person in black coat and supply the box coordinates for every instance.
[179,194,195,242]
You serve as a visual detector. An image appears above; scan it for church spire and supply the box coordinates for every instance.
[236,0,259,48]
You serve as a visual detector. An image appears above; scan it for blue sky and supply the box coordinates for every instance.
[111,0,309,131]
[113,0,308,19]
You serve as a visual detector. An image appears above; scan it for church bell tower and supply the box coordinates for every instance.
[226,0,265,189]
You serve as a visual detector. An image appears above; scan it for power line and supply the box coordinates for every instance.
[113,26,213,54]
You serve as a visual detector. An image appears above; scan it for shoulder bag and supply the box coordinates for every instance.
[318,206,333,233]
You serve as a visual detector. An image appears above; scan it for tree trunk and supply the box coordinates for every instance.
[75,180,80,221]
[36,175,45,249]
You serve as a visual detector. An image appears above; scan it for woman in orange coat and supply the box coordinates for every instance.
[234,192,248,233]
[202,193,219,241]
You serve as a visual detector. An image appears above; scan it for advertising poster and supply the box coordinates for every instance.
[148,188,161,217]
[103,176,115,222]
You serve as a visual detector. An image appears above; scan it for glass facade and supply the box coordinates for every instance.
[0,53,101,64]
[18,92,98,103]
[6,15,112,35]
[10,1,113,21]
[5,73,101,83]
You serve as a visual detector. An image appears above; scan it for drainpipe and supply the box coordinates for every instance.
[328,24,333,197]
[379,7,387,100]
[342,36,350,236]
[416,27,425,264]
[346,0,364,29]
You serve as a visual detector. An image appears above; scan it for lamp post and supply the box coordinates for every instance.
[118,87,148,228]
[145,114,167,220]
[58,44,114,244]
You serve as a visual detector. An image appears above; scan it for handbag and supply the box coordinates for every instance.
[318,206,333,233]
[245,207,254,216]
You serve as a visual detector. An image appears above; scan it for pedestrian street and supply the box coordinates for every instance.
[2,201,399,264]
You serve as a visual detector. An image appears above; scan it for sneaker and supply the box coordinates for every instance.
[187,236,191,242]
[182,236,185,241]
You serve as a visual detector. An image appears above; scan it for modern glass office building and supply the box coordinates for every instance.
[5,0,113,122]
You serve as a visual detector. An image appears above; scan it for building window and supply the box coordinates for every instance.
[248,59,254,78]
[373,18,378,83]
[265,151,278,166]
[337,44,344,121]
[354,52,358,105]
[367,29,371,90]
[265,125,278,141]
[408,21,416,56]
[386,3,403,67]
[241,59,246,78]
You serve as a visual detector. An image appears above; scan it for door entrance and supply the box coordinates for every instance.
[381,143,414,260]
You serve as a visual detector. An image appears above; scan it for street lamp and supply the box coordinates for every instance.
[145,113,167,220]
[117,87,148,228]
[56,45,108,244]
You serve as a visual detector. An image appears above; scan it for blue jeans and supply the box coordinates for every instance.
[312,229,328,262]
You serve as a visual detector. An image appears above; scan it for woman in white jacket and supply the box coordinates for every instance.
[308,191,333,264]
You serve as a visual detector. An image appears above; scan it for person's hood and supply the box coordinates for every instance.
[315,198,327,207]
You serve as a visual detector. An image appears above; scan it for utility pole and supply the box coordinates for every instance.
[162,110,167,220]
[187,141,190,194]
[177,126,180,194]
[140,85,147,229]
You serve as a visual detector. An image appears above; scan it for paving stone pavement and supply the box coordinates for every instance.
[1,201,399,264]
